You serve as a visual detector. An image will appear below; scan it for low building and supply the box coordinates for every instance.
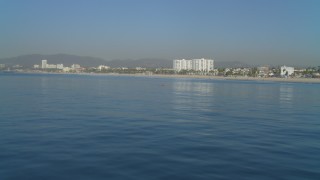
[46,64,57,69]
[57,64,64,69]
[63,67,71,72]
[33,64,40,69]
[281,66,294,76]
[98,65,110,71]
[71,64,81,69]
[13,64,23,68]
[0,64,5,69]
[258,66,270,77]
[136,67,146,70]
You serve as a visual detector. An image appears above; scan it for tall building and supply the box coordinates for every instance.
[192,58,214,72]
[173,59,181,71]
[41,60,47,69]
[173,58,214,72]
[173,59,192,71]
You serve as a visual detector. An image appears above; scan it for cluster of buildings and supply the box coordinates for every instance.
[33,60,83,72]
[257,66,294,77]
[32,60,111,73]
[258,66,294,77]
[173,58,214,72]
[172,58,299,78]
[222,66,296,77]
[2,58,318,78]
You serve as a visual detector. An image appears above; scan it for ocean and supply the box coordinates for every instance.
[0,73,319,179]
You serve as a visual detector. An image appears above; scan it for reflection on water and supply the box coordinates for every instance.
[173,80,214,95]
[40,76,49,90]
[172,80,214,111]
[279,84,293,106]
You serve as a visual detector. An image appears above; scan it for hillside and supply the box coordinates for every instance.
[106,58,172,68]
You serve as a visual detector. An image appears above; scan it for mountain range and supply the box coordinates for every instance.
[0,54,250,68]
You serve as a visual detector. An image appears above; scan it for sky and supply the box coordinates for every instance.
[0,0,319,66]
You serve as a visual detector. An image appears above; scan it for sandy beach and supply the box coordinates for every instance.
[149,74,320,83]
[77,73,320,84]
[17,71,320,84]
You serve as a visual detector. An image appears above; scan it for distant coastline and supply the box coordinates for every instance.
[12,71,320,84]
[108,73,320,84]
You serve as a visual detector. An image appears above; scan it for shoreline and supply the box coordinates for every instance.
[8,71,320,84]
[132,74,320,84]
[147,74,320,83]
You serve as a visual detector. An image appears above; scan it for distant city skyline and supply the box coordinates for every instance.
[0,0,319,66]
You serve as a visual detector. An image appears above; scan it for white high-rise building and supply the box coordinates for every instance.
[173,58,214,72]
[192,58,214,72]
[173,60,182,71]
[173,59,192,71]
[42,60,47,69]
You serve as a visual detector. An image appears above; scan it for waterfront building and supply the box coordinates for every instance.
[63,67,71,72]
[46,64,57,69]
[173,60,180,71]
[57,64,64,70]
[33,64,40,69]
[13,64,23,68]
[71,64,81,69]
[192,58,214,72]
[174,58,213,72]
[41,60,47,69]
[184,60,193,70]
[258,66,270,77]
[135,67,146,70]
[281,66,294,76]
[98,65,110,71]
[0,64,5,69]
[173,59,192,71]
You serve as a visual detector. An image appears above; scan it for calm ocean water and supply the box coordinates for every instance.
[0,73,320,180]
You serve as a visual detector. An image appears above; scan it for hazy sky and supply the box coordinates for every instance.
[1,0,319,66]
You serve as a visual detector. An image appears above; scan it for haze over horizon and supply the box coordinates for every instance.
[1,0,319,66]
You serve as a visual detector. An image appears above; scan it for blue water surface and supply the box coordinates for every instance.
[0,73,320,180]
